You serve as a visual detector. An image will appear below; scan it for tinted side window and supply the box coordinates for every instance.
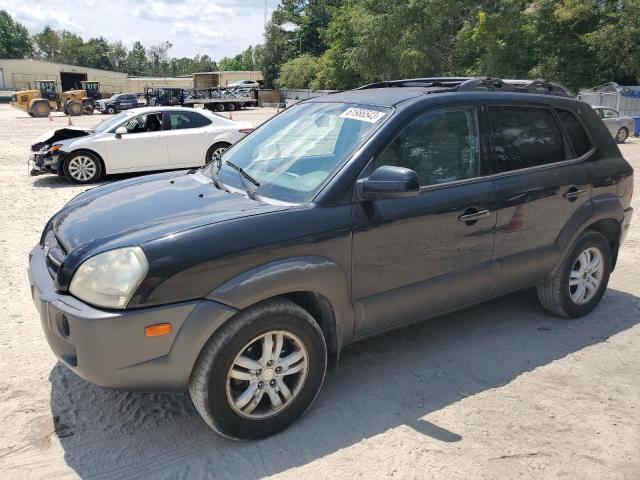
[167,111,211,130]
[489,106,566,172]
[556,109,593,158]
[374,106,480,186]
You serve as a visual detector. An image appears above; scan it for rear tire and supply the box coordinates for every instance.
[189,298,327,440]
[227,102,236,111]
[616,127,628,144]
[63,151,102,184]
[537,230,611,318]
[82,100,95,115]
[216,103,226,112]
[205,142,231,164]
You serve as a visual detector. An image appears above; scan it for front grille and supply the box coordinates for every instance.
[44,230,67,277]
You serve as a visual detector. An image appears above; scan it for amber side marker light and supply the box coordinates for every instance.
[145,323,172,337]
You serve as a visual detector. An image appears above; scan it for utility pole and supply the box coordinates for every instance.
[264,0,268,32]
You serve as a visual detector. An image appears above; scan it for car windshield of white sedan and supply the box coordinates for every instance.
[92,112,130,133]
[210,102,391,203]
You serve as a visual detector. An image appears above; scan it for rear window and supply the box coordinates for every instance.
[556,109,593,158]
[488,106,566,172]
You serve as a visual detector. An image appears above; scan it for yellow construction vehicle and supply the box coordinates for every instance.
[62,81,102,115]
[10,80,102,117]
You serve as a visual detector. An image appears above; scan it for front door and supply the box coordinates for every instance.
[487,104,593,293]
[105,112,169,171]
[352,105,498,337]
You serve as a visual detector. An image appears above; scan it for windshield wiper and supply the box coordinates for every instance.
[224,160,260,199]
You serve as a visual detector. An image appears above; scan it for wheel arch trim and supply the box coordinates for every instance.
[205,256,355,360]
[555,194,625,272]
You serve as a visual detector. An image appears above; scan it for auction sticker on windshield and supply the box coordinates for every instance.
[339,107,386,123]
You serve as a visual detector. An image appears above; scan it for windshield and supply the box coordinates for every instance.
[207,102,391,203]
[92,111,131,133]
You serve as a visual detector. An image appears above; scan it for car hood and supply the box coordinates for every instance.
[52,171,288,253]
[31,127,92,151]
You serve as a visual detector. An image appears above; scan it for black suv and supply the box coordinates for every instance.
[96,93,139,114]
[28,78,633,440]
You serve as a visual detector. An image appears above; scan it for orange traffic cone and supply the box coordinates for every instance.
[67,114,73,126]
[48,112,53,122]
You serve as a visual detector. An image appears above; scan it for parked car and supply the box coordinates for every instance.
[96,93,140,114]
[228,80,260,89]
[29,107,253,183]
[28,78,633,440]
[592,106,634,143]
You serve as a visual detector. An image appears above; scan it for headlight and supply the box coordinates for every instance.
[69,247,148,309]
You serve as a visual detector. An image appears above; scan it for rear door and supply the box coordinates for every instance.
[163,110,215,167]
[352,104,498,336]
[487,104,593,293]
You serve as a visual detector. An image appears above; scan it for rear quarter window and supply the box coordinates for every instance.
[555,109,593,158]
[488,105,566,172]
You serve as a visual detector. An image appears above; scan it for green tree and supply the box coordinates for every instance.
[108,41,128,72]
[0,10,32,58]
[276,54,321,88]
[81,37,112,70]
[34,26,61,61]
[126,41,148,75]
[147,41,172,75]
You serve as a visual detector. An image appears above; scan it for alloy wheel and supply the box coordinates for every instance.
[68,156,97,182]
[569,247,604,305]
[226,330,309,419]
[212,147,227,162]
[616,128,628,143]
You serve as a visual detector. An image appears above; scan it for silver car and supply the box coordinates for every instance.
[592,106,635,143]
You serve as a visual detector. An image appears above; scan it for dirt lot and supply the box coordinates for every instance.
[0,103,638,479]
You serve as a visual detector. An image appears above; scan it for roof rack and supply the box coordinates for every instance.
[356,77,472,90]
[357,76,573,98]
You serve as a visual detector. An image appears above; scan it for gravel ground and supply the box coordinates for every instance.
[0,103,638,480]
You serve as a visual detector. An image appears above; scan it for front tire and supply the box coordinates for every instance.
[67,100,82,116]
[189,298,327,440]
[537,230,611,318]
[616,127,628,144]
[106,105,116,114]
[63,151,102,184]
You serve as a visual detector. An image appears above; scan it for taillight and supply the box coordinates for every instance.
[239,128,253,134]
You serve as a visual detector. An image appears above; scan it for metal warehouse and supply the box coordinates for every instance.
[0,59,129,95]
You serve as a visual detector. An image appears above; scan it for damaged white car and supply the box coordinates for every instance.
[30,106,253,184]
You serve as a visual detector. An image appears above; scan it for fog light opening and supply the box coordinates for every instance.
[59,315,70,337]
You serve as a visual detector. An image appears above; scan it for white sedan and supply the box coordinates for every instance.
[30,107,253,184]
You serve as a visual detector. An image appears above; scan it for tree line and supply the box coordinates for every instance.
[262,0,640,92]
[2,2,639,91]
[0,10,258,76]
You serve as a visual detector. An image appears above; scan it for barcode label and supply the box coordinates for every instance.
[339,107,386,123]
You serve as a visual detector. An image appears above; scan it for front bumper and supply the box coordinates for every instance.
[28,246,237,392]
[30,150,64,175]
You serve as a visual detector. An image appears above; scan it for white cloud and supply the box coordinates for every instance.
[0,0,270,60]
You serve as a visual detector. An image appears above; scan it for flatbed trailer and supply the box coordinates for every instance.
[145,86,257,111]
[183,96,256,112]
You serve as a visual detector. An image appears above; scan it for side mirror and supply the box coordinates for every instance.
[357,165,420,200]
[115,126,127,138]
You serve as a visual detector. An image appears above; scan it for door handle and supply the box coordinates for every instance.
[458,209,491,224]
[563,188,586,201]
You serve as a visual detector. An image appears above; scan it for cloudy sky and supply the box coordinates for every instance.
[0,0,271,60]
